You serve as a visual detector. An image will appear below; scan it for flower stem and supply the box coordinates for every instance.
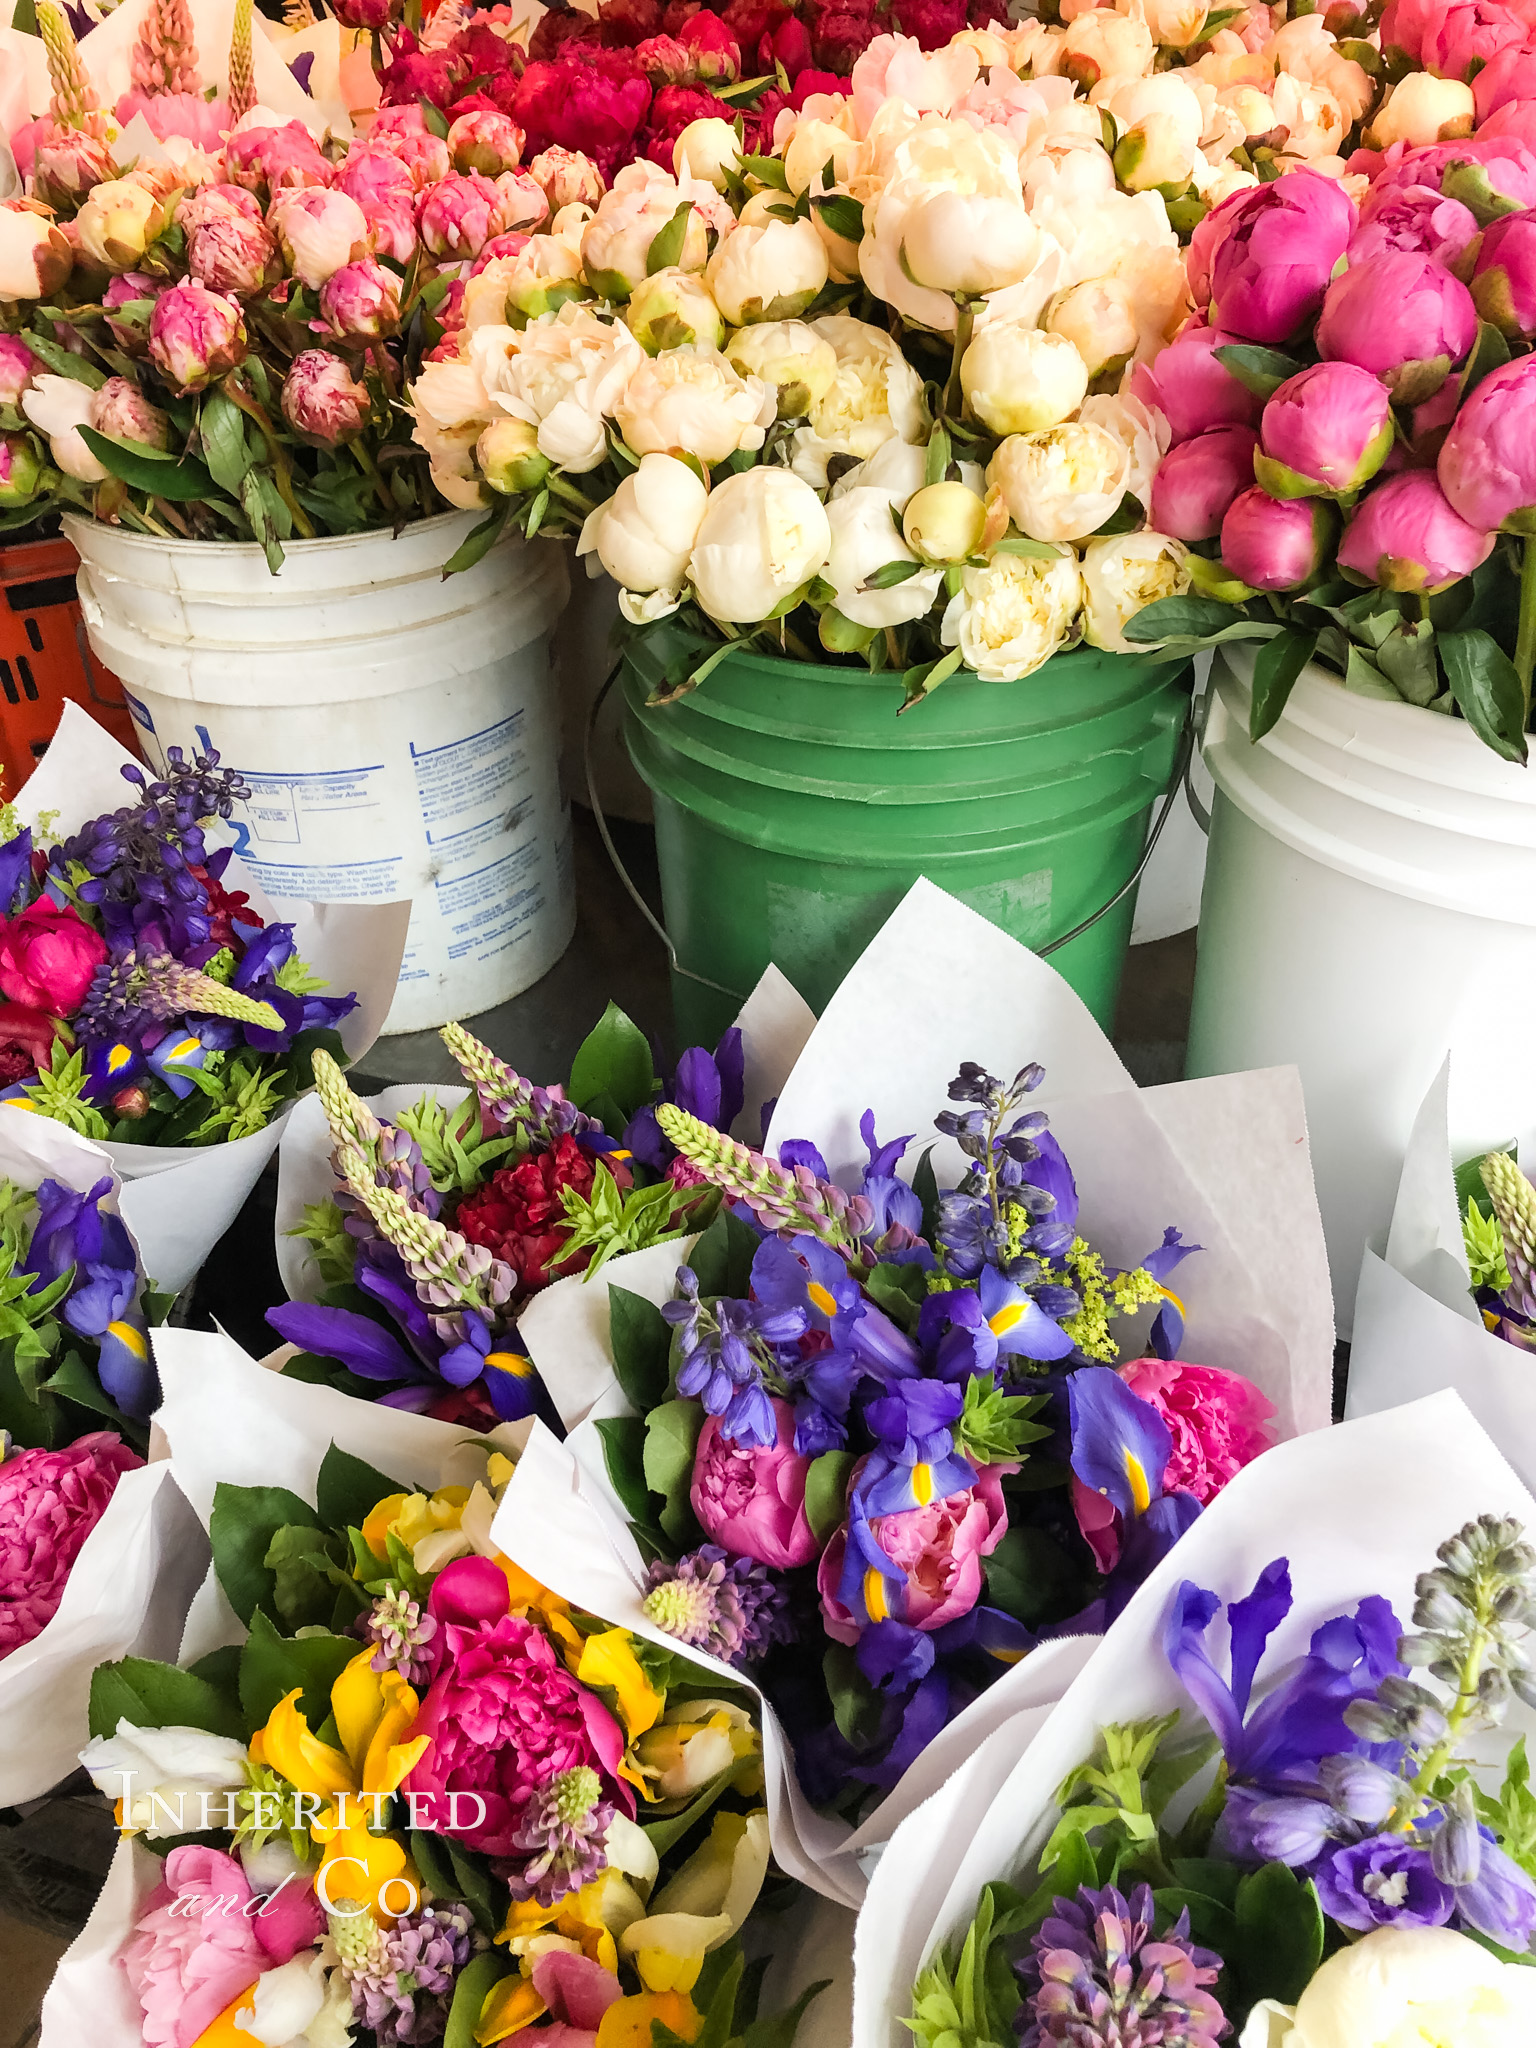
[220,371,317,540]
[1391,1578,1495,1830]
[1516,540,1536,732]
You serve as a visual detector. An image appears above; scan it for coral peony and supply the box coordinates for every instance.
[0,1432,142,1657]
[0,900,108,1012]
[692,1398,820,1569]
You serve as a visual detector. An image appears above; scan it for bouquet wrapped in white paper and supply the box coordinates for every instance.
[494,880,1335,1905]
[0,704,407,1294]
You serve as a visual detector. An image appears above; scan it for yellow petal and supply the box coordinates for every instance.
[318,1819,414,1925]
[620,1911,732,1994]
[475,1974,546,2044]
[258,1690,357,1800]
[360,1492,411,1565]
[577,1629,664,1739]
[188,1986,260,2048]
[596,1992,702,2048]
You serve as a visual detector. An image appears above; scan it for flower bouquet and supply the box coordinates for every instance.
[1,703,405,1293]
[850,1389,1536,2048]
[0,1111,210,1806]
[45,1333,829,2048]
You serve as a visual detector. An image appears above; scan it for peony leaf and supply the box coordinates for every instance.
[210,1479,323,1624]
[1231,1862,1324,2008]
[647,200,698,278]
[608,1283,673,1414]
[417,95,450,140]
[238,1609,357,1729]
[568,998,657,1120]
[805,1449,855,1545]
[1441,626,1529,763]
[1213,343,1304,400]
[442,497,509,575]
[444,1950,511,2048]
[88,1654,245,1743]
[1249,624,1318,740]
[813,193,863,244]
[644,1397,705,1548]
[78,425,214,498]
[315,1442,405,1533]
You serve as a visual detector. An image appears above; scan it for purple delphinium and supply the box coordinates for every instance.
[344,1898,476,2047]
[1314,1835,1454,1931]
[642,1545,793,1667]
[1016,1882,1228,2047]
[662,1265,806,1447]
[504,1766,614,1907]
[357,1586,438,1687]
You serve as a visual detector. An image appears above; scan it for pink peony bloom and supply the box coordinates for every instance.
[0,900,108,1012]
[1472,212,1536,342]
[448,107,526,178]
[335,147,419,262]
[148,282,247,394]
[281,351,372,445]
[1339,470,1495,594]
[0,1432,142,1657]
[1150,427,1259,542]
[1317,251,1476,403]
[224,121,335,198]
[1137,320,1263,444]
[1257,362,1395,499]
[268,186,372,290]
[114,88,228,151]
[1422,0,1535,81]
[691,1398,819,1569]
[104,271,161,356]
[527,145,606,211]
[402,1555,630,1859]
[817,1463,1011,1644]
[1378,0,1441,63]
[1473,44,1536,126]
[1209,171,1358,346]
[187,212,281,297]
[418,170,516,260]
[1438,353,1536,532]
[318,257,401,339]
[0,334,36,407]
[1221,487,1336,592]
[1349,185,1478,272]
[92,376,169,451]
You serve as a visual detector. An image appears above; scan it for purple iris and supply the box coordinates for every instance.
[266,1298,432,1387]
[24,1177,135,1291]
[20,1176,156,1418]
[1315,1836,1453,1931]
[0,827,32,916]
[859,1380,975,1514]
[1140,1228,1202,1358]
[1068,1366,1174,1523]
[751,1233,863,1335]
[624,1029,745,1171]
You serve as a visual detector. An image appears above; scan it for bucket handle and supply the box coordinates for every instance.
[586,661,1200,1002]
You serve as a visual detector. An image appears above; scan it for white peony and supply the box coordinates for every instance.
[581,178,716,298]
[705,218,829,326]
[1095,73,1205,192]
[582,452,710,605]
[1080,389,1170,508]
[790,313,926,489]
[1367,74,1476,150]
[961,323,1088,438]
[1046,276,1140,378]
[1061,7,1154,87]
[0,205,70,299]
[724,320,838,417]
[1125,0,1209,47]
[409,352,494,498]
[234,1953,329,2047]
[940,550,1083,680]
[1237,1926,1536,2048]
[673,117,743,192]
[625,267,724,354]
[784,118,860,198]
[614,347,773,466]
[1020,137,1119,211]
[688,469,832,624]
[824,485,943,629]
[21,375,108,483]
[989,422,1132,543]
[1080,531,1190,652]
[473,305,644,473]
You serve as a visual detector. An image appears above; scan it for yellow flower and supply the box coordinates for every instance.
[257,1690,355,1802]
[596,1992,702,2048]
[633,1701,756,1802]
[331,1650,430,1800]
[496,1866,645,1974]
[577,1629,665,1740]
[618,1810,771,1993]
[188,1988,260,2048]
[475,1974,546,2044]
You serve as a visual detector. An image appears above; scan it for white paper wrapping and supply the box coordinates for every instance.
[10,704,409,1294]
[850,1391,1536,2048]
[0,1120,209,1803]
[38,1835,164,2048]
[1345,1058,1536,1494]
[76,0,342,136]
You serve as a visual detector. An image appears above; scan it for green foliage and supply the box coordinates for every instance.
[1469,1736,1536,1879]
[209,1480,322,1625]
[89,1655,245,1743]
[444,1950,510,2048]
[567,1001,659,1126]
[557,1164,714,1280]
[1249,626,1320,743]
[288,1199,356,1290]
[17,1041,110,1139]
[392,1091,518,1195]
[608,1284,674,1413]
[238,1610,358,1728]
[804,1449,855,1545]
[643,1398,705,1548]
[316,1442,404,1532]
[952,1377,1052,1468]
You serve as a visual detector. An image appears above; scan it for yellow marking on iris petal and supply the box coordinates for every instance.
[1157,1285,1185,1317]
[609,1149,632,1162]
[989,1648,1027,1665]
[167,1037,200,1061]
[485,1351,533,1378]
[807,1281,837,1317]
[107,1320,149,1360]
[1484,1308,1503,1332]
[863,1568,889,1623]
[3,1099,39,1113]
[1123,1448,1151,1514]
[107,1044,134,1074]
[911,1461,934,1507]
[988,1302,1026,1336]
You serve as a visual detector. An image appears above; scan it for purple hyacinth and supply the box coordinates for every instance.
[357,1586,438,1686]
[643,1545,793,1667]
[344,1898,476,2047]
[505,1766,615,1907]
[1016,1883,1228,2048]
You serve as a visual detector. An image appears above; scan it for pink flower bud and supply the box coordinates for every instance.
[1318,251,1477,404]
[393,131,454,191]
[470,232,532,275]
[1221,487,1337,591]
[1349,185,1479,271]
[177,183,264,233]
[1472,212,1536,341]
[1379,0,1440,63]
[318,257,401,339]
[280,349,373,445]
[681,12,741,79]
[495,169,550,234]
[148,282,248,394]
[418,171,517,259]
[448,109,525,178]
[269,187,372,290]
[1150,427,1260,542]
[225,121,335,198]
[188,213,283,296]
[0,201,73,300]
[332,0,399,25]
[31,125,116,208]
[90,375,169,450]
[0,335,36,408]
[635,33,694,84]
[1423,0,1531,81]
[1138,322,1263,444]
[1438,354,1536,534]
[1209,171,1358,346]
[1338,471,1494,593]
[335,148,419,264]
[0,434,42,510]
[1255,363,1396,500]
[104,271,160,356]
[1473,44,1536,126]
[527,145,605,212]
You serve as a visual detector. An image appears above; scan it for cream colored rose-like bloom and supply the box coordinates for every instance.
[626,267,724,354]
[410,353,496,497]
[1271,14,1375,126]
[1003,18,1066,77]
[21,375,108,484]
[1125,0,1208,47]
[824,485,943,629]
[961,322,1088,438]
[551,202,595,254]
[1080,531,1189,652]
[1367,73,1476,150]
[1061,7,1154,87]
[706,218,829,326]
[1080,389,1170,507]
[76,178,163,272]
[1270,74,1348,161]
[1095,73,1204,191]
[581,178,712,298]
[474,305,644,472]
[673,116,743,192]
[581,452,710,606]
[1020,137,1118,211]
[940,550,1082,681]
[784,117,860,198]
[1047,276,1140,378]
[849,33,982,135]
[1236,1926,1536,2048]
[616,346,773,466]
[687,468,832,624]
[724,320,839,417]
[790,313,926,489]
[989,422,1131,543]
[463,234,588,328]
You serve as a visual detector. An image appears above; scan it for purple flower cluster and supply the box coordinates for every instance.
[346,1899,477,2047]
[643,1544,793,1667]
[504,1766,615,1908]
[1016,1883,1227,2048]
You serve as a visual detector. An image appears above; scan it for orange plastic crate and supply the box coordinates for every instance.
[0,534,141,792]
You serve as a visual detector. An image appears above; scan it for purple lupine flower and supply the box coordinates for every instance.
[1016,1882,1228,2047]
[357,1586,439,1686]
[345,1898,476,2046]
[504,1766,615,1907]
[642,1544,792,1667]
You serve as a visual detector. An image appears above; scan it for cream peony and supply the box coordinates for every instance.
[1096,73,1205,192]
[615,347,773,465]
[1047,277,1140,378]
[673,117,742,192]
[849,33,982,134]
[463,235,588,329]
[961,322,1088,438]
[790,313,926,489]
[784,118,860,199]
[1128,0,1209,45]
[1080,390,1169,507]
[21,375,109,483]
[940,550,1082,680]
[824,485,943,629]
[1020,138,1119,211]
[989,422,1131,543]
[0,205,72,300]
[1367,74,1476,151]
[626,267,725,354]
[705,218,829,326]
[1061,8,1154,87]
[1270,16,1374,126]
[688,469,832,624]
[1080,531,1190,652]
[724,320,838,418]
[1237,1926,1536,2048]
[582,452,710,607]
[75,178,164,272]
[473,305,644,473]
[581,178,712,299]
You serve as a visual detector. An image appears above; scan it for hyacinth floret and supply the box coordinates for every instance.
[643,1545,792,1667]
[338,1897,476,2047]
[654,1105,871,1252]
[132,0,200,96]
[440,1020,596,1148]
[505,1766,614,1908]
[358,1585,438,1687]
[1017,1882,1227,2048]
[1479,1153,1536,1322]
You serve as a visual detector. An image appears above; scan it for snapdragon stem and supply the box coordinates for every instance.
[1516,540,1536,731]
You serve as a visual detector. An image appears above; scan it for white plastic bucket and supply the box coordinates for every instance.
[65,511,574,1036]
[1187,646,1536,1330]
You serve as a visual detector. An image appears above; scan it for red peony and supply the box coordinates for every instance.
[379,44,469,109]
[0,1003,65,1085]
[893,0,966,44]
[0,901,108,1014]
[528,4,605,58]
[806,0,879,74]
[448,23,519,75]
[661,0,703,30]
[511,54,651,177]
[599,0,665,44]
[455,1133,632,1293]
[727,0,795,51]
[760,14,813,76]
[640,82,734,165]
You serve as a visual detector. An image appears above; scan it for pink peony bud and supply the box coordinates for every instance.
[1423,0,1533,81]
[0,1433,144,1656]
[318,256,401,339]
[418,170,518,259]
[335,148,419,264]
[269,187,372,290]
[0,434,43,509]
[1137,322,1263,446]
[332,0,399,25]
[0,201,73,301]
[280,349,372,444]
[31,124,116,208]
[1221,487,1338,591]
[448,109,525,178]
[1472,212,1536,341]
[1317,251,1477,404]
[389,130,453,190]
[148,282,247,393]
[470,231,532,275]
[90,375,169,450]
[680,11,741,79]
[0,335,36,408]
[1208,171,1358,346]
[1473,44,1536,127]
[177,183,264,233]
[1438,354,1536,534]
[527,145,605,211]
[104,271,160,356]
[1255,363,1396,500]
[1150,427,1260,542]
[1338,471,1494,592]
[225,121,335,198]
[635,33,695,84]
[187,212,283,297]
[1349,184,1480,271]
[495,169,550,234]
[1379,0,1440,63]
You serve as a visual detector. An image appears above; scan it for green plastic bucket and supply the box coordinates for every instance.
[621,646,1191,1046]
